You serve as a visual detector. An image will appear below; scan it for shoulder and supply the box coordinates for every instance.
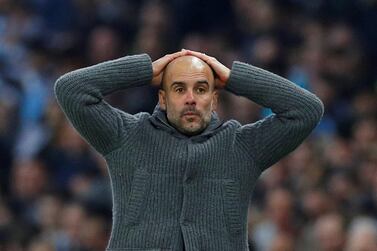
[223,119,242,129]
[117,109,151,122]
[216,119,243,137]
[116,110,152,136]
[223,118,263,138]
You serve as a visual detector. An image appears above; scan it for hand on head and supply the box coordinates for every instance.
[151,50,189,86]
[151,49,230,88]
[183,49,230,88]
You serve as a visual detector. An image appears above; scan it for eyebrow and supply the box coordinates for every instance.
[170,82,185,90]
[197,80,209,86]
[171,80,209,87]
[171,81,185,87]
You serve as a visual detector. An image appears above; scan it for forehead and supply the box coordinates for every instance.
[164,56,214,85]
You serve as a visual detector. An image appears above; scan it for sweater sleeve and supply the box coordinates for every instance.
[54,54,153,155]
[226,61,324,173]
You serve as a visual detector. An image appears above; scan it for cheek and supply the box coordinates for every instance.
[198,96,215,110]
[166,99,182,116]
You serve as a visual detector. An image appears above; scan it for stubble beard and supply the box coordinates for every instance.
[167,107,211,136]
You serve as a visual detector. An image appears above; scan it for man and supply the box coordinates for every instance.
[54,49,323,251]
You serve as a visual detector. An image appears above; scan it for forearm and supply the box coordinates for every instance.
[228,61,324,171]
[53,54,153,155]
[226,61,324,126]
[54,54,153,106]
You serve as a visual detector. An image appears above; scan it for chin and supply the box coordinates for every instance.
[182,125,204,136]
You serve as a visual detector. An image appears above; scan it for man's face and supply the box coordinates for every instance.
[159,56,218,136]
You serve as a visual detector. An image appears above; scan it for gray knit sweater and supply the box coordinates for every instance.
[54,54,324,251]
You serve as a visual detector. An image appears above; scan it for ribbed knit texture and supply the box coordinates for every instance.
[54,54,324,251]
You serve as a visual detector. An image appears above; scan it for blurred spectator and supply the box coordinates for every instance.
[79,215,109,251]
[313,213,346,251]
[39,120,100,193]
[345,217,377,251]
[10,159,48,225]
[28,239,55,251]
[252,188,297,251]
[86,26,123,64]
[269,233,295,251]
[55,202,88,251]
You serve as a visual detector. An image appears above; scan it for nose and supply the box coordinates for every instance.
[185,90,196,106]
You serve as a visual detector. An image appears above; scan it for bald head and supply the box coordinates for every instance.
[158,55,219,136]
[161,55,215,90]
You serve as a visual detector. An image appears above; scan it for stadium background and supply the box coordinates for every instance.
[0,0,376,250]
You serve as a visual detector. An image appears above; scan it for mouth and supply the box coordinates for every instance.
[182,111,200,118]
[181,111,201,123]
[183,112,198,116]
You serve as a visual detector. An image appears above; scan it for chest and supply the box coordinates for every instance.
[109,127,252,181]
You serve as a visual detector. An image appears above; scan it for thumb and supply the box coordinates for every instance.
[152,72,163,87]
[215,78,226,89]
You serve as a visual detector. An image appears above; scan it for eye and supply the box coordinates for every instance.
[196,87,207,94]
[175,87,184,93]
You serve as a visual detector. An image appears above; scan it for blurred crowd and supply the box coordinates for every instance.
[0,0,376,250]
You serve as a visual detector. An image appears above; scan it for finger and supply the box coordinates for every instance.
[167,49,230,85]
[155,51,188,72]
[184,50,228,79]
[167,50,188,60]
[185,50,211,62]
[186,50,222,74]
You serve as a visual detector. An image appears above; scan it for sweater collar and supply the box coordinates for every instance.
[149,104,223,142]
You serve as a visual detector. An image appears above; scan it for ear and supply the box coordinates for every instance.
[211,90,218,111]
[158,89,167,110]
